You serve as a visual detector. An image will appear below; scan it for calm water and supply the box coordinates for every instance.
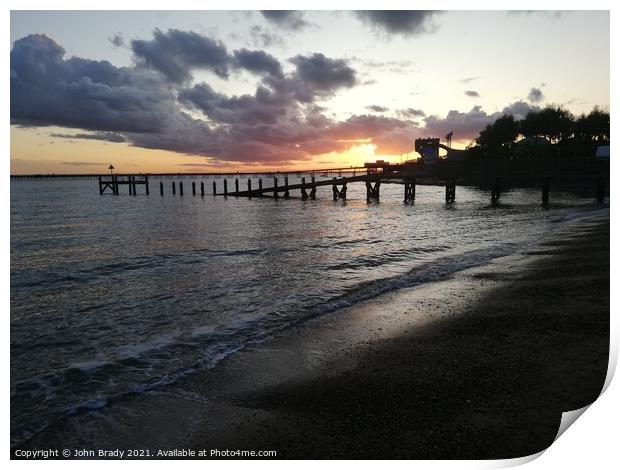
[10,176,606,446]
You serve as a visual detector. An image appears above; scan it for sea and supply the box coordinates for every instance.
[9,175,608,447]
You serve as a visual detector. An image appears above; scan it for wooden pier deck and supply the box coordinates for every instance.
[10,156,610,205]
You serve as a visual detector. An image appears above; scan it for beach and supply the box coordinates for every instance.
[23,210,609,459]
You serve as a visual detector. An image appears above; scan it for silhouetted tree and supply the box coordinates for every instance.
[519,106,574,143]
[467,105,607,159]
[476,114,519,155]
[574,107,610,142]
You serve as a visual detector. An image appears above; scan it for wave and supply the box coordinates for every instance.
[11,205,607,447]
[11,238,530,447]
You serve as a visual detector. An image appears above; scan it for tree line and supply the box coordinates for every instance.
[471,106,610,158]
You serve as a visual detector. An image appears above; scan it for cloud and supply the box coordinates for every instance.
[248,25,284,48]
[354,11,441,36]
[108,33,125,48]
[11,33,545,166]
[459,76,479,83]
[359,58,416,74]
[507,10,566,19]
[329,114,414,154]
[287,53,357,96]
[179,83,288,126]
[362,59,415,69]
[178,162,213,167]
[51,132,127,143]
[11,34,178,134]
[13,33,366,165]
[260,11,309,31]
[464,90,480,98]
[500,100,540,120]
[233,48,283,78]
[398,108,426,118]
[527,87,545,103]
[131,28,230,83]
[422,101,540,142]
[60,161,110,166]
[366,105,389,113]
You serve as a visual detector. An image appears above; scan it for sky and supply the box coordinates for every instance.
[9,10,610,174]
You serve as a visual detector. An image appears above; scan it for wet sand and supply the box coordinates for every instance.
[23,212,609,459]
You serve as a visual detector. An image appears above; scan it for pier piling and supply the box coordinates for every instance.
[404,178,416,203]
[445,180,456,203]
[93,159,608,206]
[366,178,380,202]
[332,177,347,200]
[542,177,550,205]
[491,177,501,204]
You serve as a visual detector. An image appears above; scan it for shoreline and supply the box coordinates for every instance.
[20,211,610,459]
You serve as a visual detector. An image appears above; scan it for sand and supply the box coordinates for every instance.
[21,212,610,460]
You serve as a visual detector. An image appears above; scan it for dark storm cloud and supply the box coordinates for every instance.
[260,11,309,30]
[131,29,230,83]
[125,111,222,157]
[527,87,545,103]
[179,51,357,128]
[366,105,390,113]
[11,33,361,164]
[11,34,177,134]
[354,11,441,36]
[179,83,287,126]
[241,53,357,105]
[465,90,480,97]
[285,53,357,99]
[51,132,127,143]
[11,32,544,165]
[233,48,283,78]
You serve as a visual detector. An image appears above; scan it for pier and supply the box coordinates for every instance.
[98,174,149,195]
[11,153,610,205]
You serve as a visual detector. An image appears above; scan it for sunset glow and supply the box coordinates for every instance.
[10,10,609,174]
